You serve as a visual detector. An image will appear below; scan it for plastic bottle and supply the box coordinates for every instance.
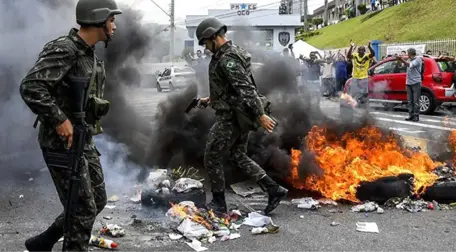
[89,235,118,249]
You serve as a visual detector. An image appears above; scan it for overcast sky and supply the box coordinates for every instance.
[118,0,325,26]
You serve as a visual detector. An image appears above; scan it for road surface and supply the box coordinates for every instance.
[2,87,456,251]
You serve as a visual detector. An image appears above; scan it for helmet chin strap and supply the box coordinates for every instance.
[102,24,111,48]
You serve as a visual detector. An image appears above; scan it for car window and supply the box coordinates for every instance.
[437,61,456,73]
[174,67,194,73]
[373,61,396,75]
[162,69,171,76]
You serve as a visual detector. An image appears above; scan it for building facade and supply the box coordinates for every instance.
[185,2,302,53]
[312,0,371,24]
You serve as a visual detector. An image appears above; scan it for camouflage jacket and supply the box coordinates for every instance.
[208,41,265,120]
[20,28,106,150]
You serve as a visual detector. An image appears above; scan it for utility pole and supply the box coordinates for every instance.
[303,0,308,31]
[149,0,174,65]
[169,0,175,65]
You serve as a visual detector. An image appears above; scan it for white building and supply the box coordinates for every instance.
[185,2,302,53]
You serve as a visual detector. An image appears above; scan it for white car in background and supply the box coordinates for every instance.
[156,66,196,92]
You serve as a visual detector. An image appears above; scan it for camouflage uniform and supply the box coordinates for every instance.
[197,17,287,215]
[20,28,107,251]
[204,41,267,192]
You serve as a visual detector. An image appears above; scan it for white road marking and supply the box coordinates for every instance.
[388,127,425,134]
[376,117,456,131]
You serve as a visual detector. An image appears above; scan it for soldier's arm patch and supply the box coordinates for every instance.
[225,60,236,70]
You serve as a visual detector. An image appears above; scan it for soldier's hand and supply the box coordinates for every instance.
[259,115,277,133]
[197,97,210,108]
[56,119,74,149]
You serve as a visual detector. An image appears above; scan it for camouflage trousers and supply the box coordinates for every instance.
[42,147,107,251]
[204,112,266,193]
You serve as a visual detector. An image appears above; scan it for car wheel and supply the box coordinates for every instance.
[419,91,436,114]
[156,83,162,92]
[169,82,175,91]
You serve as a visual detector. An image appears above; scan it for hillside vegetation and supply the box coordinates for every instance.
[304,0,456,49]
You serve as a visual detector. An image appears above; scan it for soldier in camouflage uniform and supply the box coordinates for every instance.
[19,0,122,251]
[195,17,288,215]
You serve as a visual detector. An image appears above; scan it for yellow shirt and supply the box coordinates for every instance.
[352,53,371,79]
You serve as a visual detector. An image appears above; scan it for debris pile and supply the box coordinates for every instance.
[138,169,206,207]
[165,201,279,251]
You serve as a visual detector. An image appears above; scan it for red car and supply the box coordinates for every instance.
[344,55,456,114]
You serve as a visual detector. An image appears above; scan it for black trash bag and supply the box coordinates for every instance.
[355,174,414,204]
[141,188,207,209]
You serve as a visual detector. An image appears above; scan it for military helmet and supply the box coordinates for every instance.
[76,0,122,25]
[196,17,227,46]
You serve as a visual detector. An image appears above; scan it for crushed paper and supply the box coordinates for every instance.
[356,222,379,233]
[168,233,183,240]
[107,195,119,203]
[186,239,208,252]
[99,224,125,237]
[230,181,264,197]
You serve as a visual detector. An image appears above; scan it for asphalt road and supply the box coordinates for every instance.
[2,87,456,251]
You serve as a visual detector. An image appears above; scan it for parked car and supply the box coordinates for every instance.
[156,66,196,92]
[343,55,456,114]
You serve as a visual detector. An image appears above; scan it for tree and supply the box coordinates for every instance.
[278,0,288,15]
[357,3,368,15]
[312,17,324,27]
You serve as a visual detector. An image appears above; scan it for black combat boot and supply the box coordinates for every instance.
[405,115,413,121]
[206,192,227,214]
[258,175,288,215]
[25,222,62,252]
[412,115,419,122]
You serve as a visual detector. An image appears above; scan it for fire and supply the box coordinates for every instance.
[448,130,456,164]
[167,202,238,230]
[288,126,442,202]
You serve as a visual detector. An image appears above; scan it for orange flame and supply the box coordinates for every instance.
[288,126,442,202]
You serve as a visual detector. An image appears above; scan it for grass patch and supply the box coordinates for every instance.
[304,0,456,49]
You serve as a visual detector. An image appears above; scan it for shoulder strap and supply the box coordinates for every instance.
[84,52,98,109]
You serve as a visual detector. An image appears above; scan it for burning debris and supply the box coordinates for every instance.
[288,125,444,202]
[164,201,278,251]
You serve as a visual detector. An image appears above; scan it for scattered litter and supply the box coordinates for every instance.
[351,202,378,212]
[169,233,183,240]
[28,178,33,182]
[376,207,384,214]
[330,221,340,227]
[299,215,304,219]
[105,205,116,209]
[230,181,264,197]
[19,195,24,199]
[146,169,168,189]
[186,239,208,252]
[395,198,428,213]
[356,222,379,233]
[318,199,338,206]
[103,216,113,220]
[243,212,273,227]
[99,224,125,237]
[89,235,117,249]
[107,195,119,203]
[177,218,211,239]
[291,197,320,210]
[251,223,280,234]
[130,188,141,203]
[208,236,216,243]
[172,178,203,193]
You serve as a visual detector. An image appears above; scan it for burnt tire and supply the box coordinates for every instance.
[420,91,436,115]
[156,83,162,92]
[141,188,207,208]
[422,181,456,203]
